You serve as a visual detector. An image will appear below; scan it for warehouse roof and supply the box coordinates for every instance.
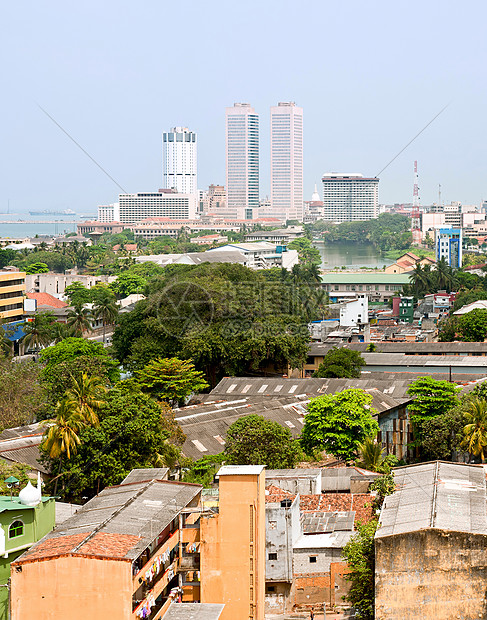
[308,341,487,356]
[15,477,201,564]
[321,273,410,284]
[376,462,487,538]
[361,352,487,368]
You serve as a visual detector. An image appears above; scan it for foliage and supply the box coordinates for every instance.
[313,347,365,379]
[355,436,398,474]
[66,304,93,336]
[458,309,487,342]
[438,316,460,342]
[408,258,458,297]
[64,282,93,306]
[420,408,466,460]
[92,285,118,342]
[452,288,487,313]
[21,312,57,352]
[110,272,147,298]
[301,389,379,461]
[0,358,45,429]
[42,399,85,459]
[25,262,49,274]
[135,357,209,406]
[342,519,378,620]
[323,213,412,252]
[461,397,487,462]
[40,337,116,369]
[0,461,33,496]
[287,237,321,265]
[66,373,107,426]
[42,384,178,501]
[0,248,16,269]
[223,415,301,469]
[183,454,226,487]
[369,473,396,510]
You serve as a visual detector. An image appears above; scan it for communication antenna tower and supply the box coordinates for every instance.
[412,161,422,244]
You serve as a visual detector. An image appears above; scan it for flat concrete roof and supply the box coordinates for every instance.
[163,603,225,620]
[217,465,265,476]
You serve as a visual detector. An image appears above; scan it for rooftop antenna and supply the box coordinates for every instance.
[411,161,422,245]
[438,184,442,206]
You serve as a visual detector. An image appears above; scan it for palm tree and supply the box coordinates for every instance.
[92,292,118,343]
[409,263,429,296]
[355,436,386,472]
[66,373,107,426]
[51,322,70,343]
[21,312,56,354]
[461,398,487,462]
[435,257,457,292]
[66,304,93,336]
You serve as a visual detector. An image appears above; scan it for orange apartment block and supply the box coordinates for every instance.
[10,466,265,620]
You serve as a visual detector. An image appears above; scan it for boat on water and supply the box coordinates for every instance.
[29,209,76,215]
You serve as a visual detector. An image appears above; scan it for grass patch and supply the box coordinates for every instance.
[381,246,435,261]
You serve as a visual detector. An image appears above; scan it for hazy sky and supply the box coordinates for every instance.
[2,0,486,214]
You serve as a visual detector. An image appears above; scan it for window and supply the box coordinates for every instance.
[309,556,317,563]
[9,520,23,538]
[268,553,278,560]
[267,586,276,592]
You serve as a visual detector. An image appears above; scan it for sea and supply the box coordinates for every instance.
[0,213,96,239]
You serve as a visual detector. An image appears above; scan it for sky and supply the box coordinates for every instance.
[1,0,487,214]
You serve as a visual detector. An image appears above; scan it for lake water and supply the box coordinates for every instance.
[314,240,394,269]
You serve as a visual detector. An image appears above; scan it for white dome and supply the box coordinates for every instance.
[19,482,41,507]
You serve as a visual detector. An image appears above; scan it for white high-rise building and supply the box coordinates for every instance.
[98,203,120,222]
[270,102,303,221]
[321,173,379,222]
[162,127,197,194]
[118,190,197,224]
[225,103,259,220]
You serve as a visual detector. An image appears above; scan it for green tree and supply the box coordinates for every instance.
[25,262,49,274]
[458,308,487,342]
[92,286,118,343]
[461,397,487,462]
[287,237,321,265]
[183,454,226,487]
[438,316,459,342]
[301,389,379,461]
[42,384,180,501]
[0,358,45,429]
[407,376,459,444]
[224,415,301,468]
[66,304,93,336]
[110,272,147,298]
[420,408,466,460]
[354,436,398,474]
[313,347,365,378]
[0,248,16,269]
[64,282,93,306]
[66,373,107,426]
[21,312,57,353]
[135,357,209,406]
[342,519,378,620]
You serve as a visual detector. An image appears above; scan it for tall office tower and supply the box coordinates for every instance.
[226,103,259,220]
[321,173,379,223]
[270,102,303,221]
[162,127,197,194]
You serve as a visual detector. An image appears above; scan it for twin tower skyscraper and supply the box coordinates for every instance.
[162,102,303,221]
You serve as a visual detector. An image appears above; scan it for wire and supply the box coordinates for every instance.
[376,103,451,178]
[36,102,128,193]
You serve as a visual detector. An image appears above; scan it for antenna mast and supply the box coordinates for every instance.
[412,161,422,245]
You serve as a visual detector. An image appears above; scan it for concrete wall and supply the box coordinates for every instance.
[293,547,343,574]
[375,529,487,619]
[265,496,300,582]
[265,581,292,615]
[10,556,132,620]
[266,475,320,495]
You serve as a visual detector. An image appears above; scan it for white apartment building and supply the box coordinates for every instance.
[162,127,197,195]
[98,203,120,222]
[321,174,379,222]
[118,190,197,224]
[208,241,299,270]
[270,102,303,221]
[226,103,259,220]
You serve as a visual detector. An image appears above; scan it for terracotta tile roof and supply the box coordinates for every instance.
[15,531,141,563]
[266,484,295,503]
[26,293,68,309]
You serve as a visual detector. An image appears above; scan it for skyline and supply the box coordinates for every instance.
[2,0,487,213]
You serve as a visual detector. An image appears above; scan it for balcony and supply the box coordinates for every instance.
[132,559,179,619]
[132,529,180,592]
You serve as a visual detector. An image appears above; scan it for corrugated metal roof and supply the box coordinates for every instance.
[0,447,49,473]
[122,468,169,484]
[321,273,410,284]
[308,341,487,355]
[163,603,225,620]
[302,511,355,534]
[376,461,487,539]
[293,530,353,549]
[361,353,487,367]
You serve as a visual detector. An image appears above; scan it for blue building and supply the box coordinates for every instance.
[435,227,462,268]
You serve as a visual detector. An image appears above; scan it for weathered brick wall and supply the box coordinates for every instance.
[376,529,487,619]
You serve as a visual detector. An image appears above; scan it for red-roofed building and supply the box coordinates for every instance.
[26,293,68,309]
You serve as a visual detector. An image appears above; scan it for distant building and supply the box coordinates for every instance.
[321,273,409,303]
[435,227,462,268]
[0,270,25,322]
[339,295,369,327]
[226,103,259,220]
[97,203,120,222]
[77,221,125,235]
[321,174,379,222]
[207,242,299,270]
[162,127,197,195]
[190,235,228,245]
[118,190,198,225]
[270,102,303,221]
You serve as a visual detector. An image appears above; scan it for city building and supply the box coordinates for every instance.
[303,185,325,223]
[0,270,25,322]
[321,273,409,303]
[270,102,303,221]
[0,476,55,619]
[339,295,369,327]
[97,203,120,222]
[189,235,228,245]
[435,227,462,268]
[162,127,197,195]
[321,174,379,222]
[76,221,125,235]
[207,241,299,270]
[226,103,259,220]
[384,252,436,274]
[25,273,114,297]
[244,226,304,244]
[375,462,487,619]
[202,185,227,213]
[11,466,265,620]
[118,190,198,225]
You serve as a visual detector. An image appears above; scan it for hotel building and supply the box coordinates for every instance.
[321,174,379,222]
[162,127,197,195]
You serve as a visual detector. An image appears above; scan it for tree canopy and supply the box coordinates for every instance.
[458,309,487,342]
[313,347,365,379]
[136,357,208,406]
[223,415,301,469]
[300,389,379,461]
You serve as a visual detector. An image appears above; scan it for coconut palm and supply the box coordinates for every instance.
[66,304,93,336]
[461,397,487,462]
[92,290,119,343]
[355,436,386,472]
[409,263,429,296]
[21,312,56,353]
[66,373,107,426]
[42,399,85,460]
